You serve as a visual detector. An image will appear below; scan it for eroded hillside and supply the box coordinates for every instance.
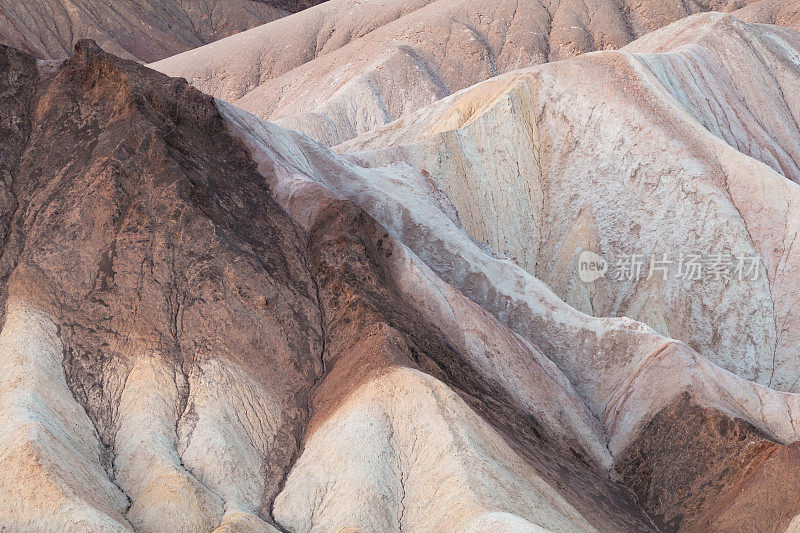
[0,0,328,62]
[2,0,800,531]
[152,0,785,145]
[2,21,800,529]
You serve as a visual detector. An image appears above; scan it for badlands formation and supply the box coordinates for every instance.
[1,1,800,533]
[0,0,326,62]
[153,0,796,145]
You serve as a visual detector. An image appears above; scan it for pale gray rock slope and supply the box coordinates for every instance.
[221,90,800,529]
[273,368,596,532]
[0,0,324,62]
[338,12,800,393]
[151,0,767,145]
[0,303,131,531]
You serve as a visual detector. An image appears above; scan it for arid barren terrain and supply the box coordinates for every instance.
[1,0,800,532]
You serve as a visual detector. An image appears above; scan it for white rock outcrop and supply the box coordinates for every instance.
[274,367,595,532]
[0,301,131,531]
[114,355,223,532]
[339,13,800,392]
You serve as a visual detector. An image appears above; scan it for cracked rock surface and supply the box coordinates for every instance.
[0,40,322,530]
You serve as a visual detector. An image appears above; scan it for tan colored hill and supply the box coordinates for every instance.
[339,12,800,393]
[0,0,327,63]
[152,0,772,145]
[0,40,651,532]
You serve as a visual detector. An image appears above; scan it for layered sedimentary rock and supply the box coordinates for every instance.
[3,5,800,532]
[734,0,800,29]
[0,0,325,63]
[338,12,800,395]
[1,37,665,531]
[150,0,768,145]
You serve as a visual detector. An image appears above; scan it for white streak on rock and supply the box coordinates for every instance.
[114,354,224,532]
[0,300,131,531]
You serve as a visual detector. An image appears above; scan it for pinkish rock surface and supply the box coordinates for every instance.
[2,2,800,532]
[0,0,328,62]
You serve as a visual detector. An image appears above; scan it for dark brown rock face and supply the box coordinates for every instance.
[0,45,37,285]
[617,392,800,532]
[254,0,324,11]
[687,441,800,532]
[0,39,322,517]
